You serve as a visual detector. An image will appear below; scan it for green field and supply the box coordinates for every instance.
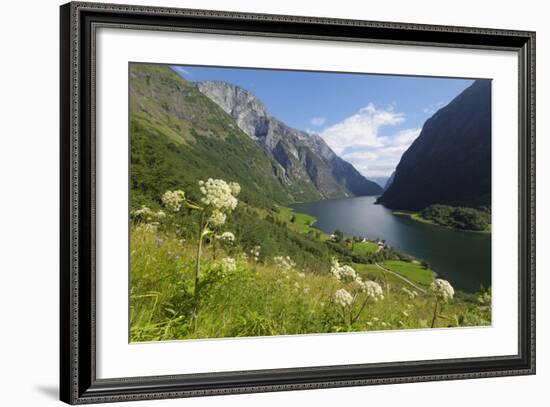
[276,206,318,234]
[353,241,379,255]
[381,260,435,286]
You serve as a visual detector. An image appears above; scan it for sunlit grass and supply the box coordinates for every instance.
[130,225,491,342]
[381,260,435,286]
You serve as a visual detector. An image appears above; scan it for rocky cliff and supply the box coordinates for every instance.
[197,80,383,199]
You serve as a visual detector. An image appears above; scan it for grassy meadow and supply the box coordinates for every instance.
[130,194,491,342]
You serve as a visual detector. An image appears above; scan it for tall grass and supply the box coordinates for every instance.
[130,225,491,342]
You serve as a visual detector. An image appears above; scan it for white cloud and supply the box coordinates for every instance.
[319,103,404,155]
[318,104,420,178]
[340,127,420,178]
[310,117,326,126]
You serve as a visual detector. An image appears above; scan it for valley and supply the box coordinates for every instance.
[129,63,492,341]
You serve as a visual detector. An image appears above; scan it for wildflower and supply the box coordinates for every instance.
[362,280,384,301]
[217,231,235,243]
[135,223,157,233]
[250,246,261,262]
[430,279,455,328]
[350,277,365,293]
[229,182,241,197]
[130,205,154,222]
[402,287,418,299]
[221,257,236,273]
[334,288,354,307]
[330,258,357,282]
[273,255,295,272]
[155,210,166,219]
[429,279,455,303]
[161,190,185,212]
[209,210,226,227]
[199,178,238,211]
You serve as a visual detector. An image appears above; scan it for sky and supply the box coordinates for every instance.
[172,64,474,182]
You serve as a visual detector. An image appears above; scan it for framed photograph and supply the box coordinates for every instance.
[60,1,535,404]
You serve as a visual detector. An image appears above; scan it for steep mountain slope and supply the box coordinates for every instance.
[377,80,491,210]
[383,172,395,191]
[197,80,383,198]
[130,63,312,207]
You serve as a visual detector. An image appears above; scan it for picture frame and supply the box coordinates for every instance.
[60,1,536,404]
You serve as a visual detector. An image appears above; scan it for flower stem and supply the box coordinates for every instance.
[431,300,439,328]
[192,211,206,331]
[212,237,217,261]
[351,296,370,325]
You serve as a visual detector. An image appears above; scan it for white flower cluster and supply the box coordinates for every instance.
[130,206,166,223]
[221,257,236,273]
[199,179,238,211]
[402,287,418,300]
[209,210,227,227]
[334,288,354,307]
[361,280,384,301]
[330,258,357,282]
[161,190,186,212]
[229,182,241,197]
[430,279,455,303]
[135,223,158,233]
[250,245,261,262]
[216,231,235,243]
[273,256,296,272]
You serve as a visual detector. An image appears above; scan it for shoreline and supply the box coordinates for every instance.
[393,210,492,234]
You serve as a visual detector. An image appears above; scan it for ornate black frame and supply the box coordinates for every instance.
[60,1,536,404]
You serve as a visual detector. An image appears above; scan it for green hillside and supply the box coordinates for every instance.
[130,63,320,209]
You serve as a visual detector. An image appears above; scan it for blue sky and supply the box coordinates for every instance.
[172,64,476,180]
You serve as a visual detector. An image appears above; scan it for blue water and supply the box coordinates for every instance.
[292,196,491,293]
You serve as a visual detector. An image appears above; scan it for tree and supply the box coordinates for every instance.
[333,229,344,243]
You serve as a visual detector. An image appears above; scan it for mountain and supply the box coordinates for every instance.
[196,80,383,198]
[370,176,391,190]
[129,64,381,210]
[383,172,395,191]
[376,80,491,210]
[129,63,304,207]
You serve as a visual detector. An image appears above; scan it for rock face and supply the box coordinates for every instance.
[197,80,382,199]
[377,80,491,210]
[383,172,395,191]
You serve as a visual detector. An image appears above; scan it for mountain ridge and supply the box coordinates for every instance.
[376,80,491,210]
[196,79,383,198]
